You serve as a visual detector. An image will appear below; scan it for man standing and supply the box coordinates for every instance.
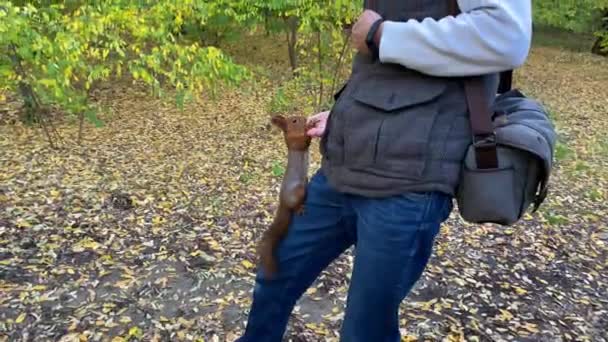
[237,0,532,341]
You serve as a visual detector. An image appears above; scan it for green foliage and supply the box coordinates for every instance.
[533,0,605,32]
[1,0,361,140]
[543,211,570,225]
[533,0,608,54]
[0,0,250,138]
[271,160,285,177]
[593,28,608,54]
[268,87,291,114]
[554,141,573,162]
[259,0,359,114]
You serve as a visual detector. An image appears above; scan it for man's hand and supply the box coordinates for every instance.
[351,10,383,55]
[306,111,330,138]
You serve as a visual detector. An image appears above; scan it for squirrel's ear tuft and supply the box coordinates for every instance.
[271,115,287,131]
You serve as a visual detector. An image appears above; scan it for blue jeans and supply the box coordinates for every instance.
[237,169,453,342]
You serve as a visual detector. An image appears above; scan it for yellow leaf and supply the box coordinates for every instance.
[515,287,528,295]
[498,309,514,321]
[454,277,466,286]
[207,239,221,251]
[16,219,32,228]
[177,317,194,328]
[68,319,78,331]
[128,326,142,337]
[305,323,317,330]
[306,287,317,295]
[58,333,81,342]
[523,323,539,333]
[16,312,26,323]
[241,260,254,269]
[73,237,100,252]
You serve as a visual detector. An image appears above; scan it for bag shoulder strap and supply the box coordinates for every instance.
[449,0,499,169]
[498,70,513,93]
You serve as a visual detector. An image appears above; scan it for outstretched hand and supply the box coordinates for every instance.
[306,111,330,138]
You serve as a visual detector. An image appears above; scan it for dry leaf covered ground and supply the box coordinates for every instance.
[1,32,608,342]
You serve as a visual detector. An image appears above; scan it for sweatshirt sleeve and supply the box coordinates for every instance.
[378,0,532,77]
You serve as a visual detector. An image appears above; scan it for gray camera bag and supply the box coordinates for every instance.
[455,76,557,226]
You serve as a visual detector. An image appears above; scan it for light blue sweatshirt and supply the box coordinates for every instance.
[379,0,533,77]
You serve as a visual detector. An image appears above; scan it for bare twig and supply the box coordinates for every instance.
[329,30,352,103]
[316,29,323,111]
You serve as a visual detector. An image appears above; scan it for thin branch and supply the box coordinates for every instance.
[8,44,59,148]
[317,29,323,112]
[329,30,352,104]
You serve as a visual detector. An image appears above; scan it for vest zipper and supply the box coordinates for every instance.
[373,119,385,163]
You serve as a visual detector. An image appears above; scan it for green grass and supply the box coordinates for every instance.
[554,141,574,162]
[532,25,597,52]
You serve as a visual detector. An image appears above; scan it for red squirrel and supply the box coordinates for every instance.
[258,114,312,279]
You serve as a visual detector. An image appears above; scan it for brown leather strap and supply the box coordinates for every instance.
[449,0,499,169]
[367,0,377,11]
[448,0,458,17]
[498,70,513,93]
[463,79,499,169]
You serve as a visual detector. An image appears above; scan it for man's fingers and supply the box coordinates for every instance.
[307,111,329,123]
[306,116,320,125]
[306,112,328,137]
[307,126,325,137]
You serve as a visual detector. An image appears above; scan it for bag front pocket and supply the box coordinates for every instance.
[457,163,518,225]
[343,74,446,179]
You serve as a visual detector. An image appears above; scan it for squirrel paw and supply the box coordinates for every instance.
[295,205,305,216]
[260,255,278,279]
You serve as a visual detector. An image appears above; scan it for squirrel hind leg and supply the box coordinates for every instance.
[294,203,305,215]
[283,183,306,208]
[257,237,279,279]
[259,250,278,279]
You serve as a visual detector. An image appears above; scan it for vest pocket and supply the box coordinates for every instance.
[343,75,446,179]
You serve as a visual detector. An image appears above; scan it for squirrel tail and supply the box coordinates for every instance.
[258,202,292,279]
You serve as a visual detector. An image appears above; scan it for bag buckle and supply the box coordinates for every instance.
[473,133,499,169]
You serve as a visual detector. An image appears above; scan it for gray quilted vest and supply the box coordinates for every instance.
[320,0,500,197]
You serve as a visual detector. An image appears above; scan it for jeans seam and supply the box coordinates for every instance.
[391,193,436,304]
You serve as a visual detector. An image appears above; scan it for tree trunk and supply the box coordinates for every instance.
[264,10,270,36]
[17,82,38,124]
[78,111,85,145]
[591,11,608,56]
[284,16,299,76]
[591,37,607,56]
[330,31,352,104]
